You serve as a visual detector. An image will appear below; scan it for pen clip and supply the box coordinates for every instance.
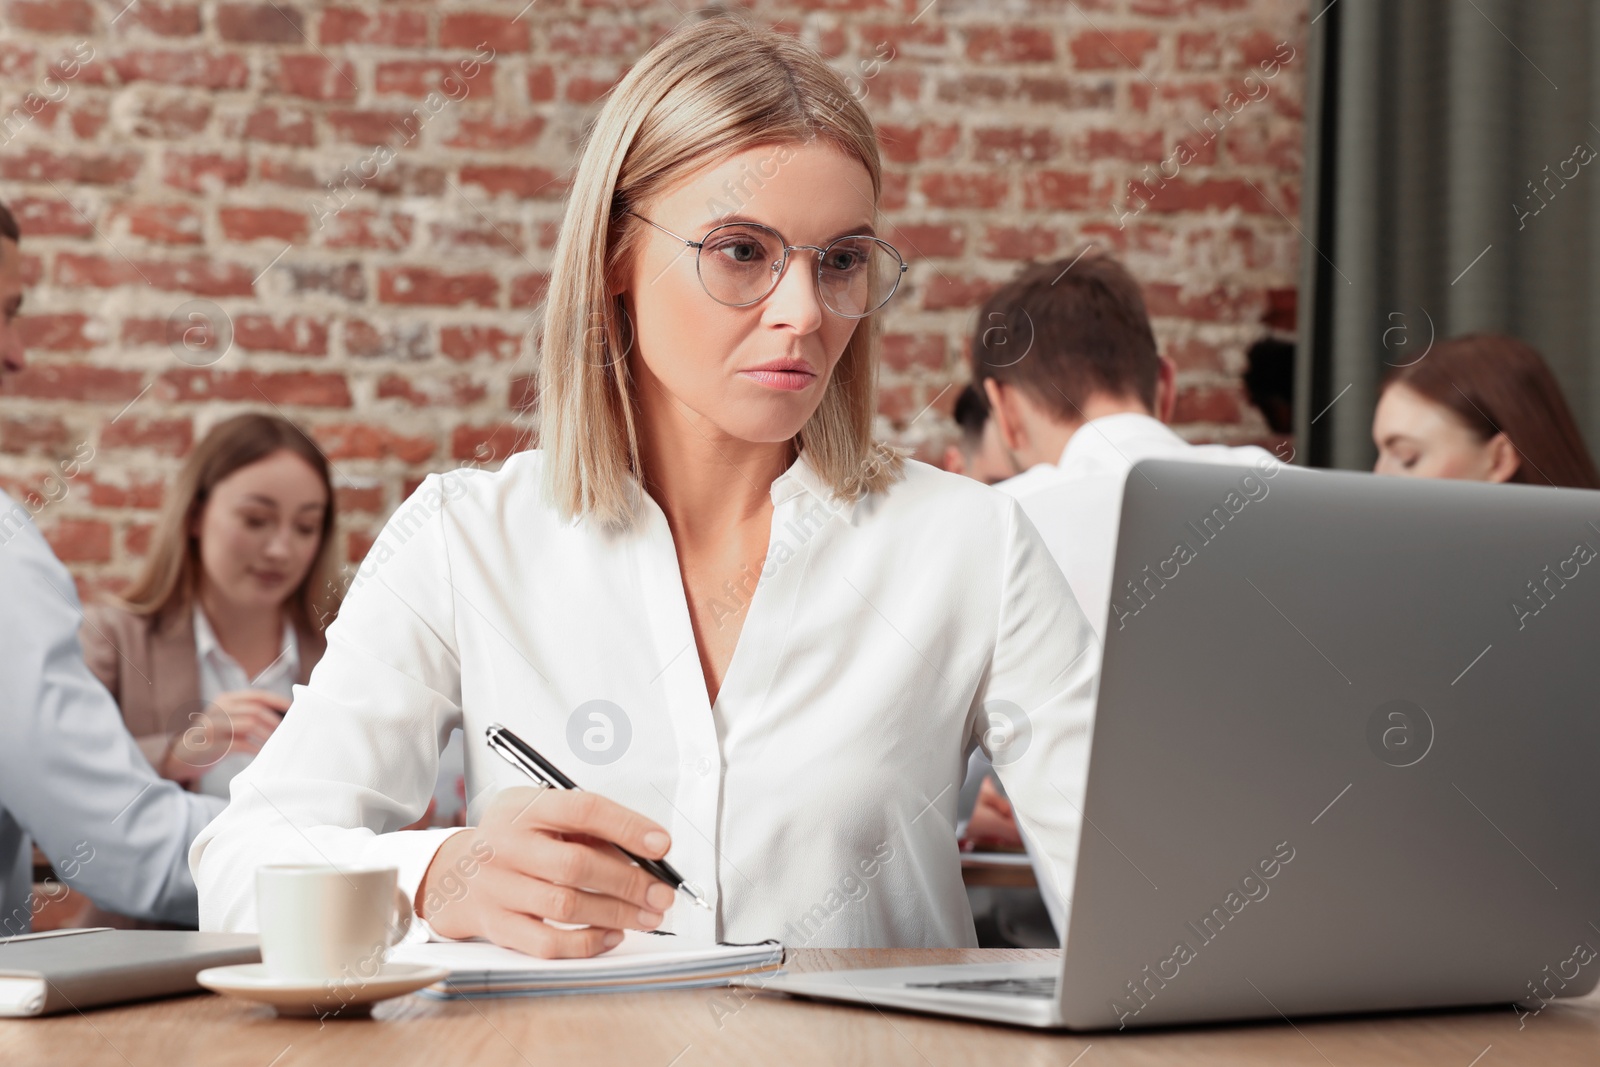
[486,726,558,789]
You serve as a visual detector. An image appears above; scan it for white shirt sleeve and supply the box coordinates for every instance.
[976,497,1101,933]
[0,496,224,929]
[189,473,470,934]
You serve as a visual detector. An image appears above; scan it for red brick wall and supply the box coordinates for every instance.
[0,0,1306,597]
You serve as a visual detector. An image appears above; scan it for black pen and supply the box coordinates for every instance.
[484,723,712,911]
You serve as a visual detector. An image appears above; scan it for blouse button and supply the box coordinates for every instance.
[696,756,713,776]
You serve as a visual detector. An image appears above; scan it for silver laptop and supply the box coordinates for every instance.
[751,458,1600,1029]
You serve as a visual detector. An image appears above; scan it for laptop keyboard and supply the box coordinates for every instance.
[905,976,1058,999]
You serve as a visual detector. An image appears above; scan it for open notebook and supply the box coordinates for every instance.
[389,932,784,998]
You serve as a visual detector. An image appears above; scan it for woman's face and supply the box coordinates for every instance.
[618,141,877,446]
[1372,383,1519,481]
[194,449,328,612]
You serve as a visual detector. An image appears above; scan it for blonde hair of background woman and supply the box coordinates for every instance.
[538,14,904,530]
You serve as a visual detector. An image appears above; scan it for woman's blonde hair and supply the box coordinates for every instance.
[538,14,903,529]
[113,413,339,634]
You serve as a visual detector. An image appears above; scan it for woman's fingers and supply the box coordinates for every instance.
[507,833,675,913]
[482,862,664,932]
[513,789,672,862]
[484,907,624,960]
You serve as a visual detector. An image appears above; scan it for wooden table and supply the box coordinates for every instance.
[3,948,1593,1066]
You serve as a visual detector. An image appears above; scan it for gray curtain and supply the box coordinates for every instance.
[1297,0,1600,470]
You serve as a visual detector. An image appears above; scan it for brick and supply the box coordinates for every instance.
[1172,384,1243,425]
[440,324,523,362]
[343,318,431,361]
[241,105,315,145]
[110,50,249,88]
[99,417,193,455]
[0,148,141,184]
[6,0,95,34]
[376,59,494,97]
[972,127,1060,165]
[918,172,1009,210]
[544,22,641,58]
[158,368,352,407]
[318,7,428,47]
[66,98,108,138]
[116,3,202,36]
[1079,129,1166,163]
[525,64,555,102]
[880,333,946,373]
[284,262,367,302]
[965,27,1055,64]
[459,164,565,200]
[883,222,964,259]
[216,4,304,43]
[876,122,960,165]
[2,364,143,402]
[83,473,164,508]
[377,373,487,407]
[313,423,436,462]
[162,152,249,192]
[19,312,98,351]
[7,197,95,238]
[922,275,1001,312]
[44,519,112,563]
[335,484,385,514]
[320,209,414,252]
[980,225,1058,261]
[233,314,329,355]
[443,114,545,150]
[0,414,69,454]
[439,14,529,53]
[325,108,417,145]
[271,54,358,100]
[378,267,498,308]
[128,97,212,139]
[1022,171,1098,211]
[1069,29,1159,71]
[120,203,204,244]
[1139,177,1268,215]
[220,206,310,242]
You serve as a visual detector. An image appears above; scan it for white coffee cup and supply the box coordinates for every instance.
[256,865,413,985]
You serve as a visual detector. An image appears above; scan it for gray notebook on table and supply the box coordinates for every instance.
[0,929,260,1017]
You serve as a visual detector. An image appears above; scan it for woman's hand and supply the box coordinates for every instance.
[416,786,678,958]
[963,776,1024,851]
[161,689,290,782]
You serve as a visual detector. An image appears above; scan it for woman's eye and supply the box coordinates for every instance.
[825,250,861,272]
[242,515,270,529]
[715,242,761,264]
[295,525,318,538]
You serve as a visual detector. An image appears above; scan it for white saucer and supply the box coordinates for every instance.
[197,961,450,1018]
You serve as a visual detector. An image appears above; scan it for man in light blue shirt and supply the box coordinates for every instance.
[0,201,222,934]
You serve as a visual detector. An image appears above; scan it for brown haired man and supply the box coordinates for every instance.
[971,251,1283,637]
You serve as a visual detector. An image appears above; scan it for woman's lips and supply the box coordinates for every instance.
[739,364,817,391]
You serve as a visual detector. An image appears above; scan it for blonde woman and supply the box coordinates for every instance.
[193,16,1098,956]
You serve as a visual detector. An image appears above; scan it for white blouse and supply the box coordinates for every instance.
[190,448,1100,948]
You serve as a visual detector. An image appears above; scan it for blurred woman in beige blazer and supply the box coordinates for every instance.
[81,413,337,795]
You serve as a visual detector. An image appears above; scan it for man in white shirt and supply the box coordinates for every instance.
[960,252,1290,939]
[972,251,1289,637]
[0,201,223,932]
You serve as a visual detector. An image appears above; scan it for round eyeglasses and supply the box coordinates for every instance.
[626,211,908,319]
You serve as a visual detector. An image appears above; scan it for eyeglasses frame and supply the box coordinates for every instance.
[624,210,908,319]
